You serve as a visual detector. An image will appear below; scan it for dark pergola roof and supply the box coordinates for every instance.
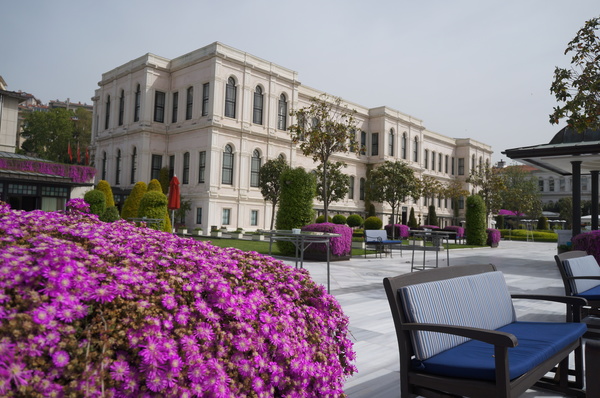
[502,126,600,237]
[502,127,600,176]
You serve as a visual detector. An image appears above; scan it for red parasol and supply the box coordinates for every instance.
[167,176,180,210]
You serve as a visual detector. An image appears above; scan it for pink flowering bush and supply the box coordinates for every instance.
[486,228,501,247]
[384,224,410,239]
[301,223,352,257]
[442,226,465,238]
[572,230,600,264]
[0,203,355,397]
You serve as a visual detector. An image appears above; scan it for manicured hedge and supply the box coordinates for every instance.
[301,223,352,257]
[499,229,558,242]
[384,224,410,238]
[363,216,382,230]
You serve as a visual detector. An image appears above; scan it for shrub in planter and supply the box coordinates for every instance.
[572,230,600,264]
[83,189,106,217]
[487,228,501,247]
[332,214,347,225]
[384,224,410,239]
[346,214,363,228]
[363,216,383,230]
[301,223,352,258]
[0,202,356,396]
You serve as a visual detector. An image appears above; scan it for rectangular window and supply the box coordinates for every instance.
[445,155,449,174]
[360,131,367,155]
[458,196,465,209]
[172,92,178,123]
[250,210,258,226]
[431,151,435,170]
[458,158,465,175]
[438,153,442,172]
[196,207,202,224]
[582,176,588,191]
[202,83,209,116]
[154,91,165,123]
[539,179,544,192]
[118,93,124,126]
[222,209,231,225]
[130,148,137,184]
[115,152,121,185]
[198,151,206,183]
[250,155,261,187]
[451,157,455,175]
[169,155,175,180]
[424,150,429,169]
[559,178,565,192]
[134,85,141,122]
[371,133,379,156]
[348,176,355,199]
[186,87,193,120]
[151,154,162,180]
[388,133,394,156]
[182,152,190,184]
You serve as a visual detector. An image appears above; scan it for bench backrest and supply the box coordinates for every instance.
[563,255,600,294]
[365,229,388,242]
[398,271,516,360]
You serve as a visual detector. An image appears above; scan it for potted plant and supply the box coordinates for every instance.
[351,237,365,250]
[176,223,188,235]
[230,228,244,239]
[193,227,203,236]
[252,230,265,241]
[210,225,222,238]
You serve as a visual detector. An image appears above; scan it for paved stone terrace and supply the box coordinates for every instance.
[280,240,593,398]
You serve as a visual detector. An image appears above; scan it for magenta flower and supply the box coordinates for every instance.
[52,350,70,367]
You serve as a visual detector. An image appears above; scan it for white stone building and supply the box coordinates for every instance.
[91,42,493,231]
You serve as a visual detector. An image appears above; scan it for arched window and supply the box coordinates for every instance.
[186,87,193,120]
[471,154,476,172]
[115,149,121,185]
[182,152,190,184]
[278,153,286,161]
[348,176,355,199]
[278,94,288,130]
[401,133,407,159]
[130,147,137,184]
[359,178,366,200]
[253,86,263,125]
[250,149,261,187]
[134,84,141,122]
[101,152,107,180]
[118,90,125,126]
[413,137,419,162]
[222,144,234,185]
[389,129,394,156]
[539,178,544,192]
[105,95,110,129]
[225,77,236,118]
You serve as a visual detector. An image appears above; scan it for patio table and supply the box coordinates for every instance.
[264,230,340,293]
[409,230,455,272]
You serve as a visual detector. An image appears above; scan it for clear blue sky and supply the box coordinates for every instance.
[2,0,598,163]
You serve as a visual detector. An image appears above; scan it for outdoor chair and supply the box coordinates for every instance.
[364,229,402,258]
[555,250,600,335]
[384,263,587,398]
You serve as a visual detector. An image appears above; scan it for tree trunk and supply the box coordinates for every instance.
[390,205,396,239]
[270,200,277,230]
[323,164,329,221]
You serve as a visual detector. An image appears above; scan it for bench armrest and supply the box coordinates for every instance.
[511,294,588,307]
[402,322,518,347]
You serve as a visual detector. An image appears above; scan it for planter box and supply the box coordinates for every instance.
[352,241,365,250]
[252,234,265,241]
[178,228,188,235]
[193,230,203,236]
[210,231,222,238]
[230,233,243,239]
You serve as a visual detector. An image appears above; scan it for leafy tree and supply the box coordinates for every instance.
[21,108,75,162]
[288,94,359,221]
[443,179,470,225]
[315,161,349,209]
[420,175,443,211]
[558,197,574,229]
[368,161,420,238]
[550,16,600,132]
[467,163,506,221]
[258,157,290,230]
[465,195,487,246]
[498,166,542,219]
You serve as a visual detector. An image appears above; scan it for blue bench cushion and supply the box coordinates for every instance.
[367,240,401,244]
[399,271,516,360]
[564,255,600,294]
[576,284,600,300]
[413,321,587,380]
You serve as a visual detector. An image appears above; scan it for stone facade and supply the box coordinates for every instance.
[92,42,493,230]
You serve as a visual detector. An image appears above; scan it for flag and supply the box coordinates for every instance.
[77,142,81,164]
[68,142,73,162]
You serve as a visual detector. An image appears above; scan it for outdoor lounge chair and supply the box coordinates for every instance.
[555,250,600,335]
[384,263,587,398]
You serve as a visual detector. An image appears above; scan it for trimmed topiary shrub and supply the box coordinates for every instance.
[427,205,438,227]
[96,179,115,208]
[301,223,352,258]
[138,191,169,232]
[100,205,120,222]
[332,214,347,225]
[572,230,600,264]
[408,207,418,228]
[346,214,363,228]
[158,167,170,194]
[487,228,501,247]
[147,178,163,192]
[315,215,332,223]
[275,167,316,255]
[465,195,487,246]
[363,216,383,230]
[0,201,356,396]
[537,216,549,230]
[84,189,106,217]
[121,181,148,220]
[384,224,410,239]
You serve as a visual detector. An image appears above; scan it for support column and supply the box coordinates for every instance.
[592,170,599,231]
[571,161,582,237]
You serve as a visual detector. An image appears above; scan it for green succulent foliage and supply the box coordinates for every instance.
[138,191,169,231]
[275,167,316,255]
[96,180,115,208]
[84,189,106,217]
[100,206,120,222]
[466,195,487,246]
[346,214,363,228]
[364,216,383,230]
[332,214,347,225]
[121,181,148,220]
[148,179,163,192]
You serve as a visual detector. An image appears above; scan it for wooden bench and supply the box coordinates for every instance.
[384,263,587,397]
[364,229,402,258]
